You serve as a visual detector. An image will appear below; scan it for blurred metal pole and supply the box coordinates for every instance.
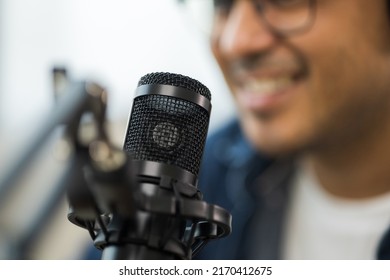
[0,81,90,210]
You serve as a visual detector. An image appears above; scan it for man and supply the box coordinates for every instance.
[181,0,390,259]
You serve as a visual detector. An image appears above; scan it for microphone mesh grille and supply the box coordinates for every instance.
[124,73,210,176]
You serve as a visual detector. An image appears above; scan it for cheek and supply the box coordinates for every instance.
[297,25,366,120]
[307,45,380,117]
[297,42,390,148]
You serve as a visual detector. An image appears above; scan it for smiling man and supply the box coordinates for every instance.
[181,0,390,259]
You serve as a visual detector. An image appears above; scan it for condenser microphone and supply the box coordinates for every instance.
[69,72,231,260]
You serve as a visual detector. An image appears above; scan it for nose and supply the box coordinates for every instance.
[213,0,277,59]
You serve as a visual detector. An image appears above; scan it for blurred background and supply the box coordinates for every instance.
[0,0,236,259]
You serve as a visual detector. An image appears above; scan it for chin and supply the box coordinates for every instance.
[242,121,307,158]
[254,139,300,157]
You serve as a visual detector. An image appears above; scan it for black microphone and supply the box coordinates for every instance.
[68,72,231,260]
[125,72,212,187]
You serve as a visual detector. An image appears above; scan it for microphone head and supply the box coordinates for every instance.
[124,72,211,177]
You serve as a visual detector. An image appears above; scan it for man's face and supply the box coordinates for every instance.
[211,0,390,156]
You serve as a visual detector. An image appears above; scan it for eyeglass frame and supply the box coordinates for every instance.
[179,0,317,37]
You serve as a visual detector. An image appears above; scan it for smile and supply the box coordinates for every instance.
[244,76,295,96]
[235,73,301,113]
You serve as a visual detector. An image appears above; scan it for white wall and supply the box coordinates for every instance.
[0,0,236,259]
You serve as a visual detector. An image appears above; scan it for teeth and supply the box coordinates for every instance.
[246,77,293,96]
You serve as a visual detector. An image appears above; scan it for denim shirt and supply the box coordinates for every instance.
[195,119,390,260]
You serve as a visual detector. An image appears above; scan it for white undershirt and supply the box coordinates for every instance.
[282,164,390,259]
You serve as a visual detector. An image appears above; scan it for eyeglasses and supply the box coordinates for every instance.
[180,0,316,36]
